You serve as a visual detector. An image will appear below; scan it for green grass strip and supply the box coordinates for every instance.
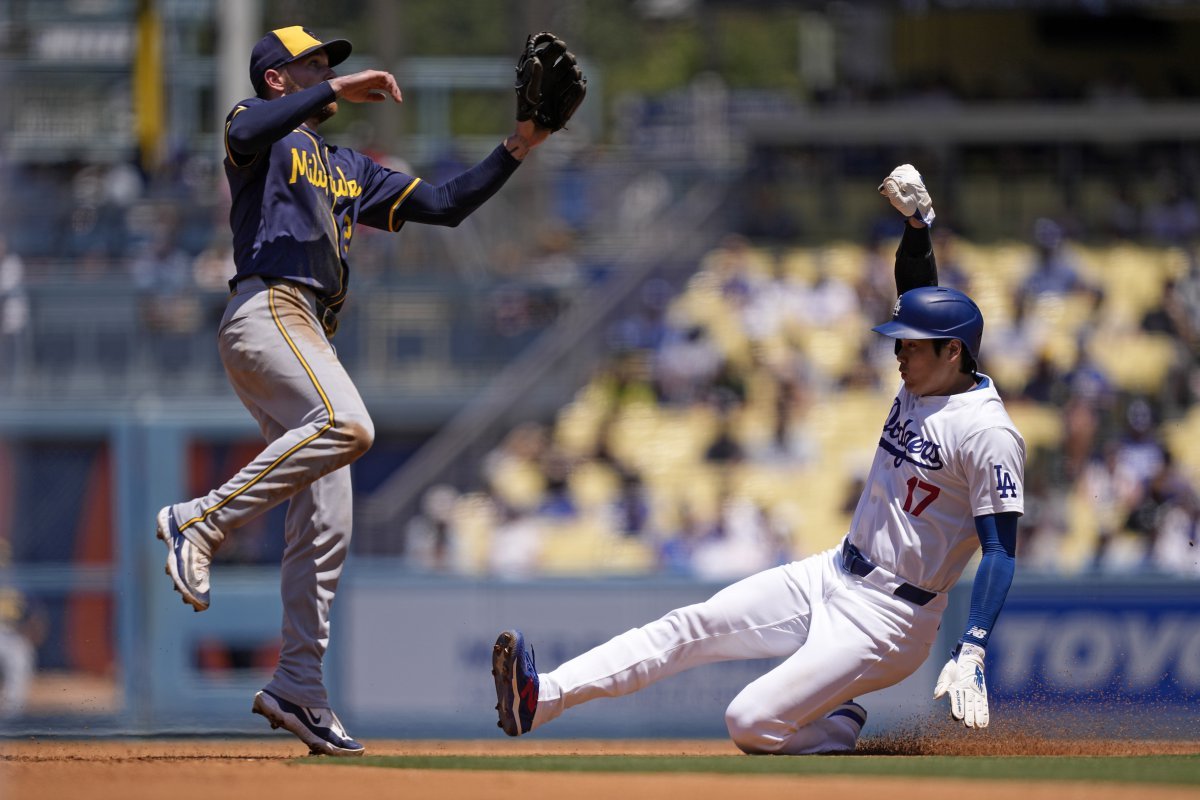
[325,754,1200,785]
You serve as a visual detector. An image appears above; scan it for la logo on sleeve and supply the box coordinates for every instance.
[993,465,1018,498]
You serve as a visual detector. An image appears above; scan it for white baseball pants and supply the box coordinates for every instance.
[534,546,947,753]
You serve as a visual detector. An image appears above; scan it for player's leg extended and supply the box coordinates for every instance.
[261,465,351,708]
[169,283,373,553]
[723,552,944,754]
[533,558,821,730]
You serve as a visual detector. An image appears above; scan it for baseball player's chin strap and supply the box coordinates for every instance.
[957,512,1018,652]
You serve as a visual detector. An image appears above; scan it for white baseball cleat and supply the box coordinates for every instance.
[156,506,211,612]
[879,164,936,225]
[252,689,365,757]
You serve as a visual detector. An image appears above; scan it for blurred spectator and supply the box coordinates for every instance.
[930,227,970,292]
[607,278,672,353]
[1078,443,1143,570]
[1114,398,1167,491]
[1103,184,1142,240]
[0,236,30,378]
[525,226,584,292]
[130,212,202,372]
[855,231,899,324]
[482,422,551,514]
[0,539,44,718]
[0,587,36,718]
[1020,351,1065,405]
[1016,480,1070,572]
[1168,252,1200,355]
[704,412,745,465]
[1016,218,1089,310]
[608,468,652,538]
[1124,450,1195,569]
[1148,492,1200,576]
[795,264,858,328]
[537,450,579,518]
[404,484,460,572]
[691,494,784,581]
[1142,185,1200,245]
[654,324,723,405]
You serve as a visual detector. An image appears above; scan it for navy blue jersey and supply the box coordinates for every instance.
[224,83,520,313]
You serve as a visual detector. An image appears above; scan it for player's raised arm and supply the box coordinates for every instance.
[880,164,939,294]
[226,84,337,156]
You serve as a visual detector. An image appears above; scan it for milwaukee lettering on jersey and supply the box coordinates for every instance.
[289,148,362,199]
[879,398,944,470]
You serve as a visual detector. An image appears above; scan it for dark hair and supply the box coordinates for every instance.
[932,337,978,375]
[894,337,978,375]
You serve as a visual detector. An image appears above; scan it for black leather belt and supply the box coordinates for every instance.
[841,540,937,606]
[230,276,339,338]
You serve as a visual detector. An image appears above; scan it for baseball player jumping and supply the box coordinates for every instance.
[154,25,573,756]
[492,165,1024,752]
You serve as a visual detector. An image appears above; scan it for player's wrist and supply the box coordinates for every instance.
[957,642,986,664]
[504,132,532,161]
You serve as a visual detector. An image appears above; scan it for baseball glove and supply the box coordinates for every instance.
[514,32,587,132]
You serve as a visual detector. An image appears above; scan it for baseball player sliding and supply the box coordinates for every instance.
[493,165,1024,752]
[154,26,581,756]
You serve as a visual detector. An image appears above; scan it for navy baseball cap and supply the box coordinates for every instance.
[250,25,352,96]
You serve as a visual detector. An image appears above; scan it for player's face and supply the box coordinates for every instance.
[894,338,969,396]
[281,50,338,121]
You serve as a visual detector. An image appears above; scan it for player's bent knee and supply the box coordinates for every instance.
[336,415,375,459]
[724,704,781,755]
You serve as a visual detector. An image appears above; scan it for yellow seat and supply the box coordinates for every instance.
[1005,401,1065,451]
[1087,330,1177,394]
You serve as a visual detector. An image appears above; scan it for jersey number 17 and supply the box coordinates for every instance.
[902,477,940,516]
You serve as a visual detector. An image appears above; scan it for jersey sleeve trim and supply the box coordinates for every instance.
[224,106,260,169]
[387,178,423,232]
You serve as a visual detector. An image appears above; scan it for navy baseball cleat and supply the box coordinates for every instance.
[492,629,539,736]
[156,506,211,612]
[827,700,868,734]
[252,689,365,757]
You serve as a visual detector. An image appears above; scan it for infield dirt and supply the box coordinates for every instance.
[2,738,1198,800]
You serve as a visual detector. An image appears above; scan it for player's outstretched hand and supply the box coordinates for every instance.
[933,643,989,728]
[879,164,936,226]
[330,70,403,104]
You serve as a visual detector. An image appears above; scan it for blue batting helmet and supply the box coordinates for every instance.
[872,286,984,358]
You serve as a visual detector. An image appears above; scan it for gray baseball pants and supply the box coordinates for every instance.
[169,277,373,708]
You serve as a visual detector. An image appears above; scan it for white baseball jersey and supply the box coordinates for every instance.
[847,374,1025,593]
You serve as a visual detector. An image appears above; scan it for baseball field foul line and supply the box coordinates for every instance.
[320,754,1200,785]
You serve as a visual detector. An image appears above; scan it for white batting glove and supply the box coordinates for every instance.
[879,164,936,226]
[933,643,989,728]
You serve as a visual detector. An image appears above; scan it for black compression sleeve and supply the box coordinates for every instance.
[227,83,338,155]
[895,223,938,295]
